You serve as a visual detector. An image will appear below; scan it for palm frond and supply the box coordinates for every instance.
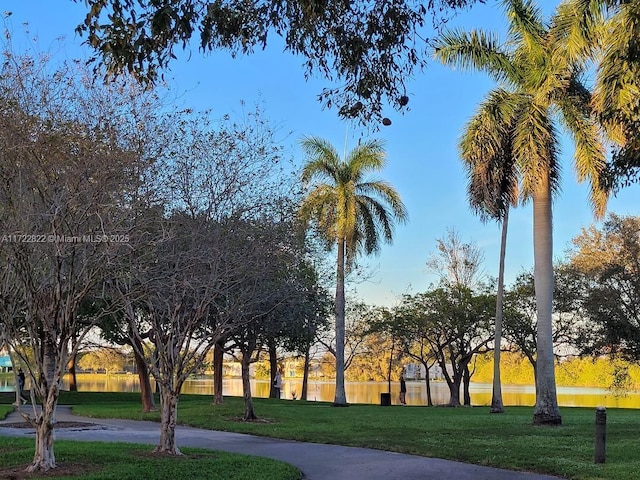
[512,102,561,201]
[459,88,521,221]
[356,181,409,224]
[300,136,340,184]
[551,0,605,63]
[555,94,609,218]
[356,199,383,256]
[433,29,518,84]
[298,185,338,239]
[592,2,640,139]
[347,139,387,181]
[503,0,546,56]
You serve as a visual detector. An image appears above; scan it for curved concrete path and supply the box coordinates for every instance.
[0,406,563,480]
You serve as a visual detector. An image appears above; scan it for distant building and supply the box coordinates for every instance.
[0,354,13,373]
[283,358,307,378]
[223,361,246,378]
[404,363,444,380]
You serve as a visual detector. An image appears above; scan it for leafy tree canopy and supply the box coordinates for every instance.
[75,0,477,124]
[569,214,640,361]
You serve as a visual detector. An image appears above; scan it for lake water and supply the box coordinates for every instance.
[3,374,640,408]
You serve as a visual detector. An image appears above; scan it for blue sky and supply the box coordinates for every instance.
[5,1,639,307]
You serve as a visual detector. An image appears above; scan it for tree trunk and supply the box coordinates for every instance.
[15,371,22,406]
[66,354,78,392]
[441,359,463,407]
[42,340,57,391]
[447,378,462,407]
[424,366,433,407]
[491,209,508,413]
[213,340,224,405]
[269,345,278,399]
[387,341,394,394]
[333,239,347,406]
[532,180,561,425]
[29,405,56,472]
[463,364,471,406]
[132,337,155,412]
[301,347,310,401]
[241,353,257,421]
[155,388,180,454]
[28,350,62,472]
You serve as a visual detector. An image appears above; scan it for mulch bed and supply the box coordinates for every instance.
[0,463,99,479]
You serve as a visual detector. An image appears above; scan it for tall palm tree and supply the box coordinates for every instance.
[490,209,509,413]
[299,136,408,406]
[434,0,609,425]
[459,90,520,414]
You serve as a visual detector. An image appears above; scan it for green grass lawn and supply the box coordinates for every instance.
[0,394,300,480]
[0,436,301,479]
[0,403,14,419]
[2,391,639,479]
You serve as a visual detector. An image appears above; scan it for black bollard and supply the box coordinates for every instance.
[595,406,606,464]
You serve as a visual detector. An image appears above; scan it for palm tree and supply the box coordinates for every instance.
[489,209,509,413]
[434,0,609,425]
[459,90,520,414]
[299,136,408,406]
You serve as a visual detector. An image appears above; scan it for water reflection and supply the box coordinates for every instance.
[2,374,640,408]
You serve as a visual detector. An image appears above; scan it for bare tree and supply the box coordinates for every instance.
[110,105,298,453]
[426,228,485,289]
[0,46,144,471]
[0,262,25,407]
[119,214,231,453]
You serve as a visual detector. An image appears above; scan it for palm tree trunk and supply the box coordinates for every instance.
[333,239,348,406]
[11,359,23,406]
[42,339,57,391]
[491,208,509,413]
[532,181,561,425]
[387,341,394,394]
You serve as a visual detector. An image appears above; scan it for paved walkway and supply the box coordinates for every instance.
[0,406,563,480]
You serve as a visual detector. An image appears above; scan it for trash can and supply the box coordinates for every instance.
[380,392,391,406]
